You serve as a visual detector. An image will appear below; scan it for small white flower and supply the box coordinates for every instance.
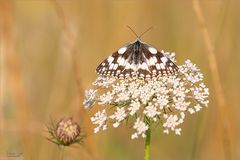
[115,91,130,102]
[175,128,182,135]
[143,103,160,121]
[156,95,169,109]
[110,107,127,128]
[131,133,138,139]
[191,84,209,106]
[131,118,149,139]
[93,76,116,87]
[128,100,141,115]
[139,84,155,105]
[194,104,202,112]
[91,109,108,133]
[163,114,178,129]
[85,89,97,99]
[112,82,127,93]
[173,83,186,98]
[98,91,113,105]
[163,51,176,63]
[173,97,191,111]
[163,114,184,134]
[188,108,195,114]
[163,129,169,134]
[179,60,203,83]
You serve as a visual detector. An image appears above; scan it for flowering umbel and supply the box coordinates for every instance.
[47,117,84,146]
[84,52,209,139]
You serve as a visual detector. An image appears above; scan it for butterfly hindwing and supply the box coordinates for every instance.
[142,44,178,76]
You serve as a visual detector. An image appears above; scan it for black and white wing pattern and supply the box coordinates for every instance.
[96,39,178,79]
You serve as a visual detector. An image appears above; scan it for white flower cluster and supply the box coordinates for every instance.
[84,56,209,139]
[90,109,107,133]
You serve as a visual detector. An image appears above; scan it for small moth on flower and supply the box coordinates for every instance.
[84,32,209,139]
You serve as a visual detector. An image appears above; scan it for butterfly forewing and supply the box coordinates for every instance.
[96,40,178,79]
[96,45,133,77]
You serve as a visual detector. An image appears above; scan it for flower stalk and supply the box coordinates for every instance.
[59,145,65,160]
[144,127,151,160]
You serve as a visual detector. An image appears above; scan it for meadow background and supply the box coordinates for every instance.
[0,0,239,160]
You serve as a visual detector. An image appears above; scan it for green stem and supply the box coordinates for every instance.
[144,127,151,160]
[59,145,65,160]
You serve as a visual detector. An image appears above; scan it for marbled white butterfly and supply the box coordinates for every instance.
[96,27,179,79]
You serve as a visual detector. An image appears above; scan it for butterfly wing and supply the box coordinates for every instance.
[96,41,179,79]
[96,45,134,77]
[139,43,178,78]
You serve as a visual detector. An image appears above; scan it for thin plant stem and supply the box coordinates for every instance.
[59,146,65,160]
[144,128,151,160]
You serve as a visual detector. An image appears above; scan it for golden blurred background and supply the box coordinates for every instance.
[0,0,239,160]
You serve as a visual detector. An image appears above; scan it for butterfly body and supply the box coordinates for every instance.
[96,39,178,79]
[129,39,143,65]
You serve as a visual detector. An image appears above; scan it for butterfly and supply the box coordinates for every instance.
[96,28,179,79]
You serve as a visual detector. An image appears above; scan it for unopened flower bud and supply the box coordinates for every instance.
[47,117,84,146]
[56,117,80,145]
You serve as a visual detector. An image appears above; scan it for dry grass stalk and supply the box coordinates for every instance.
[0,0,33,157]
[192,0,232,159]
[53,0,83,100]
[52,1,98,159]
[0,9,6,154]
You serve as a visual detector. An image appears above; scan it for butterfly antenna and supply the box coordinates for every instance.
[139,26,153,38]
[127,25,139,38]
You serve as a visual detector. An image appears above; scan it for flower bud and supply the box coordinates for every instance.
[47,117,84,146]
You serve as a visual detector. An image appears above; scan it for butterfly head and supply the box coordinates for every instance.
[135,38,141,42]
